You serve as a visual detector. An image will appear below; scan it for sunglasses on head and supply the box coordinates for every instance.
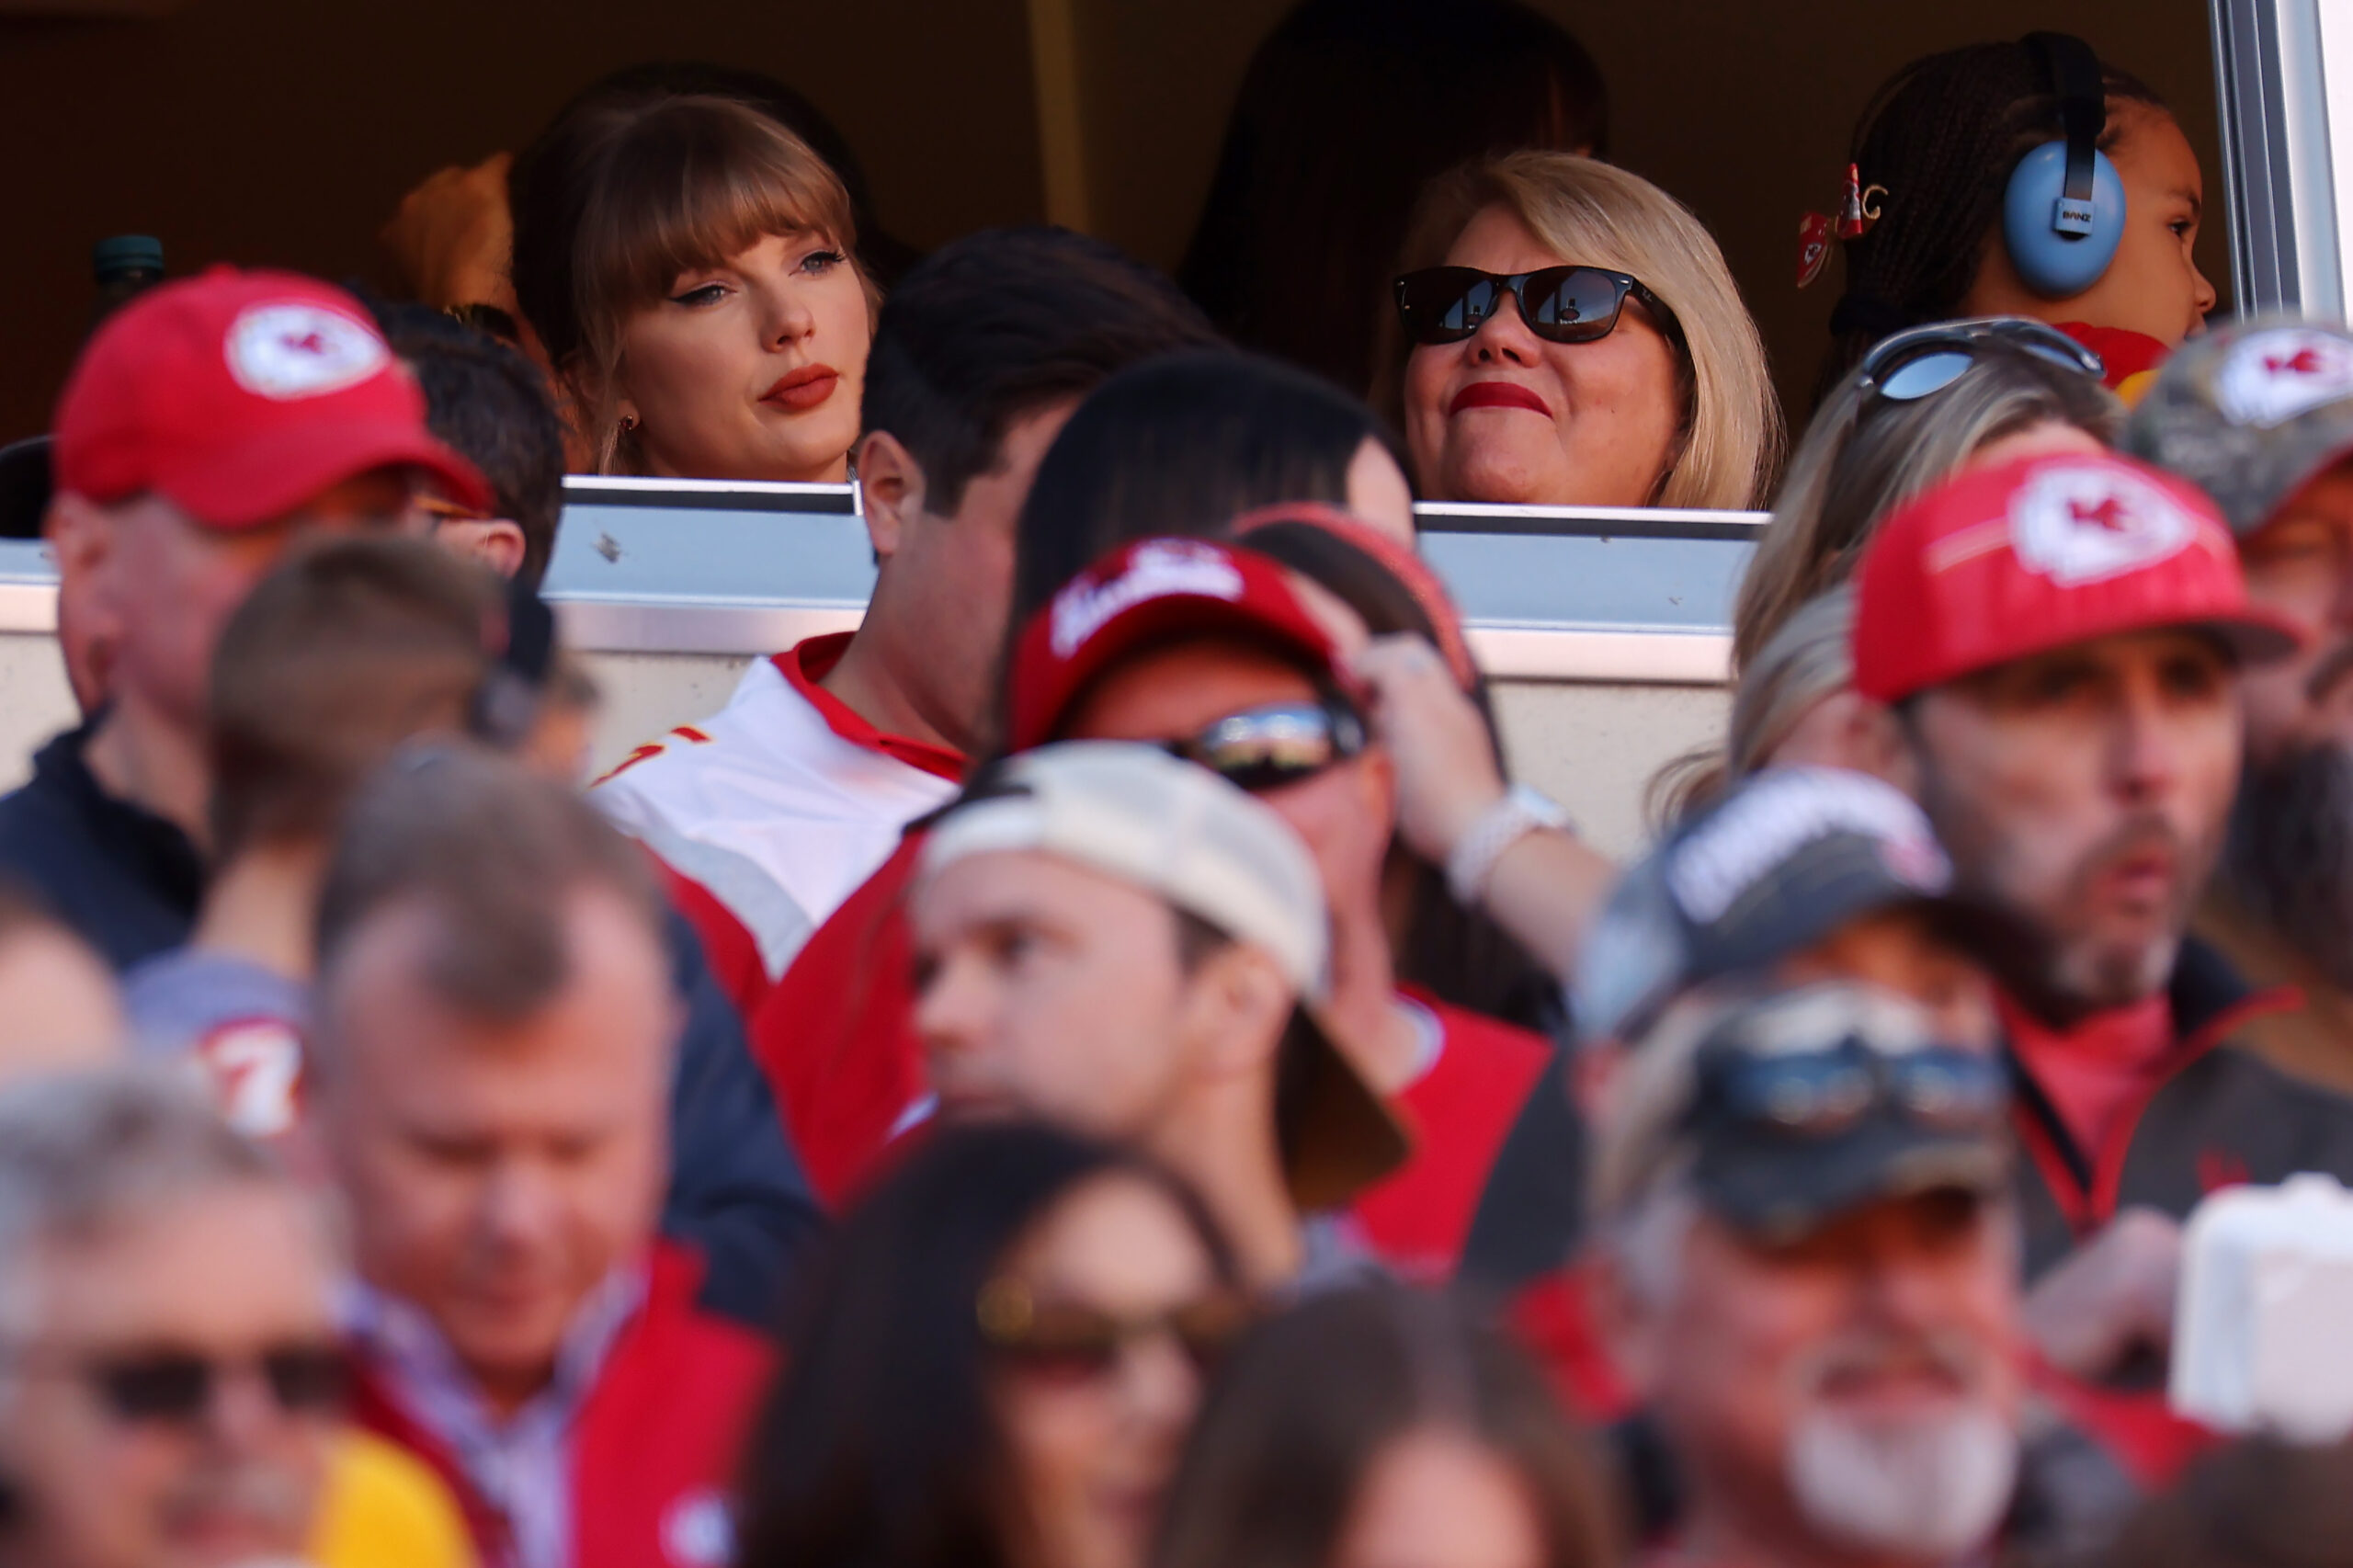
[1855,317,2105,404]
[1394,265,1685,350]
[1696,1039,2008,1141]
[50,1343,348,1427]
[978,1278,1251,1383]
[1161,692,1368,794]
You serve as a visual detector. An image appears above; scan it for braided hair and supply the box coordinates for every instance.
[1816,40,2164,405]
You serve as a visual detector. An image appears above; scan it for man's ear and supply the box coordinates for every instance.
[1181,942,1296,1082]
[434,518,528,581]
[855,430,928,564]
[45,493,110,587]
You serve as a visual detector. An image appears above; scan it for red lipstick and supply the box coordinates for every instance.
[764,364,839,413]
[1449,381,1552,416]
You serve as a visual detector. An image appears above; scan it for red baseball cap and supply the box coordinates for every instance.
[1006,537,1347,752]
[1852,451,2302,702]
[51,267,491,529]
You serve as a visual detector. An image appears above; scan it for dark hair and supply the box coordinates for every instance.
[313,745,666,1030]
[860,226,1221,518]
[209,539,502,862]
[372,304,566,588]
[1153,1285,1617,1568]
[1179,0,1607,395]
[574,61,921,286]
[1009,350,1406,633]
[1239,520,1562,1031]
[1819,39,2165,401]
[734,1121,1234,1568]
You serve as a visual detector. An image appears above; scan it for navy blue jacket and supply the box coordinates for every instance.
[0,723,824,1326]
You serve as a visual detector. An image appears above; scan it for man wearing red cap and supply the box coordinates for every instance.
[1849,450,2353,1353]
[756,536,1571,1285]
[0,267,489,970]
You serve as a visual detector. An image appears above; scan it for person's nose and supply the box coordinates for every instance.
[2109,676,2187,807]
[477,1158,562,1256]
[1116,1330,1202,1436]
[914,952,990,1058]
[1470,287,1542,368]
[759,275,816,351]
[2191,258,2220,324]
[201,1363,292,1451]
[1858,1255,1954,1338]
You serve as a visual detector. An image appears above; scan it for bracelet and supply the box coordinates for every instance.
[1446,784,1573,907]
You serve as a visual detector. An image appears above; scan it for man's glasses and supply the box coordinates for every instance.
[1162,694,1368,794]
[978,1279,1251,1383]
[35,1343,349,1426]
[1855,317,2105,404]
[1394,265,1685,349]
[1697,1041,2008,1140]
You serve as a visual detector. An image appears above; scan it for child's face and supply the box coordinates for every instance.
[1969,102,2220,347]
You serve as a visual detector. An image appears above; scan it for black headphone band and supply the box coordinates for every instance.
[2023,31,2106,206]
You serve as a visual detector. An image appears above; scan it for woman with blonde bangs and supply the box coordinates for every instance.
[510,92,879,482]
[1381,151,1780,510]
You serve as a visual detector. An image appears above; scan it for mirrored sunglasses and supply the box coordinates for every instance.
[1856,317,2105,403]
[1393,265,1684,349]
[1162,695,1369,794]
[1699,1041,2008,1140]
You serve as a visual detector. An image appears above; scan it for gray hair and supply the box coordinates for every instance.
[0,1070,292,1344]
[1733,341,2120,674]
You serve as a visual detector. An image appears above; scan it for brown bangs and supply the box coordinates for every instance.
[572,94,858,363]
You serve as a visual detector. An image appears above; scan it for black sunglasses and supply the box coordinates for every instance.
[1697,1040,2008,1141]
[1162,693,1368,794]
[1394,265,1685,349]
[53,1343,349,1426]
[978,1279,1253,1382]
[1855,317,2105,403]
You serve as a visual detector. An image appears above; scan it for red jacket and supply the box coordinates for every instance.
[1348,990,1554,1279]
[751,834,928,1207]
[347,1247,776,1568]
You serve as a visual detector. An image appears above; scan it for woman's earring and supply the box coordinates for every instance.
[619,413,640,434]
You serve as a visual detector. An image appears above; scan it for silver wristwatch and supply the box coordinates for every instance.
[1446,784,1573,906]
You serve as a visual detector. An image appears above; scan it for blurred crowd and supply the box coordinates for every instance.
[0,6,2350,1568]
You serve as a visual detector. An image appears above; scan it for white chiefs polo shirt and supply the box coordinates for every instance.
[596,634,963,1011]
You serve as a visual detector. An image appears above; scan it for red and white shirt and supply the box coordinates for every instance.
[596,635,963,1017]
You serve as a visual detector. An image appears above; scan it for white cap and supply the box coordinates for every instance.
[921,741,1330,998]
[919,741,1408,1210]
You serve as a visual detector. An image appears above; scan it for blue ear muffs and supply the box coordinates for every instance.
[2000,33,2126,299]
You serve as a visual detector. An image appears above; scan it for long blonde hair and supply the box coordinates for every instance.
[1379,151,1782,510]
[1733,340,2120,671]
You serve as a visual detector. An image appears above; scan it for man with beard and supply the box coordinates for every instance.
[1849,449,2353,1316]
[2125,319,2353,1096]
[1592,980,2130,1567]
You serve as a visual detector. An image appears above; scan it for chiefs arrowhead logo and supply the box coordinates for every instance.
[224,301,388,400]
[2008,464,2195,585]
[2215,328,2353,427]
